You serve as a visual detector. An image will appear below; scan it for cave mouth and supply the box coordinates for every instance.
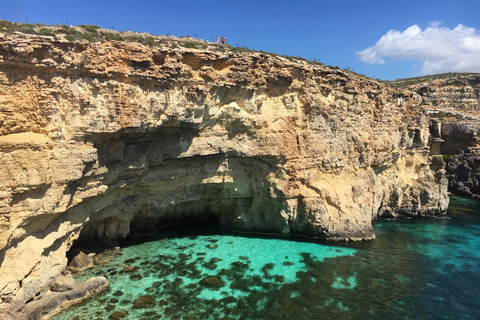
[66,212,220,265]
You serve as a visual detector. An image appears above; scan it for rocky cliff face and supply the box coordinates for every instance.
[409,74,480,111]
[428,110,480,197]
[410,74,480,197]
[0,32,448,316]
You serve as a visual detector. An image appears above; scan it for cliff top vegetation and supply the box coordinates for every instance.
[2,19,477,86]
[0,19,375,79]
[385,73,480,88]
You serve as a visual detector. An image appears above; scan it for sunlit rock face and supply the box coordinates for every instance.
[0,33,448,311]
[414,74,480,197]
[410,74,480,111]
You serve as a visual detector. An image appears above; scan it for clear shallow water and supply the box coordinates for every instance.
[54,196,480,320]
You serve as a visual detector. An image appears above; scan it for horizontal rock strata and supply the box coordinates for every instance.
[0,32,448,316]
[428,108,480,197]
[410,74,480,111]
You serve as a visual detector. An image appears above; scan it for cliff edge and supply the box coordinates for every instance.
[0,32,448,317]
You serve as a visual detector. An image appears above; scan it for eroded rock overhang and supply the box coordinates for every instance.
[0,33,449,310]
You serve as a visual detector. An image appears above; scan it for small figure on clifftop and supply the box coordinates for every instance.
[221,36,225,45]
[216,36,219,45]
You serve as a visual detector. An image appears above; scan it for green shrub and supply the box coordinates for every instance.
[80,33,95,41]
[100,31,123,41]
[0,20,13,32]
[78,24,99,33]
[180,41,199,48]
[15,23,36,34]
[146,37,155,47]
[64,34,76,42]
[56,27,79,35]
[38,28,56,37]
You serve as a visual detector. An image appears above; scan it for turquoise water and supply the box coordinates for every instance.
[54,196,480,320]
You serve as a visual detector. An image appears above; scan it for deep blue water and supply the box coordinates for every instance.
[53,196,480,320]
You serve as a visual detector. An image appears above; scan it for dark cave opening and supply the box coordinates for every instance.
[66,212,221,266]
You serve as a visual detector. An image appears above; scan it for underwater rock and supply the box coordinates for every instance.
[200,276,226,289]
[219,269,232,276]
[207,244,219,249]
[153,263,169,270]
[112,290,124,297]
[109,310,128,319]
[178,253,189,260]
[158,299,168,306]
[204,258,222,270]
[143,311,158,317]
[261,263,275,272]
[130,274,143,281]
[122,265,140,273]
[133,295,156,309]
[300,253,315,268]
[230,279,251,292]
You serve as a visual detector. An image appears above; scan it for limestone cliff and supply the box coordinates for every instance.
[0,32,448,316]
[428,110,480,197]
[407,74,480,197]
[409,74,480,111]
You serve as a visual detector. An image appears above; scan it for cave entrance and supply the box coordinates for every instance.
[66,212,220,272]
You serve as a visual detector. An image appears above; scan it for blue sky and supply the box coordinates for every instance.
[2,0,479,80]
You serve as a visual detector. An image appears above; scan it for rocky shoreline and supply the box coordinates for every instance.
[1,277,108,320]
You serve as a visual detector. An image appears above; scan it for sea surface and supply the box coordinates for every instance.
[53,196,480,320]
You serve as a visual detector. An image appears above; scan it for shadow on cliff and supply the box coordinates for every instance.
[69,129,293,252]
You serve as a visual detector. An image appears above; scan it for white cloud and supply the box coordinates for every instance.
[357,22,480,75]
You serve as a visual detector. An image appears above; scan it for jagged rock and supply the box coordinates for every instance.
[0,31,450,317]
[50,275,75,292]
[1,277,108,320]
[67,251,94,273]
[419,74,480,197]
[445,148,480,197]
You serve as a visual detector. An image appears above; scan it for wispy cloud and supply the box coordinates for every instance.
[357,22,480,75]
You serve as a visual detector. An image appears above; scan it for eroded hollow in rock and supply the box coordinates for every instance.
[67,213,220,270]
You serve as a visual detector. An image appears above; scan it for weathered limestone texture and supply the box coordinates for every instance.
[415,75,480,197]
[0,32,448,316]
[428,109,480,197]
[410,74,480,111]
